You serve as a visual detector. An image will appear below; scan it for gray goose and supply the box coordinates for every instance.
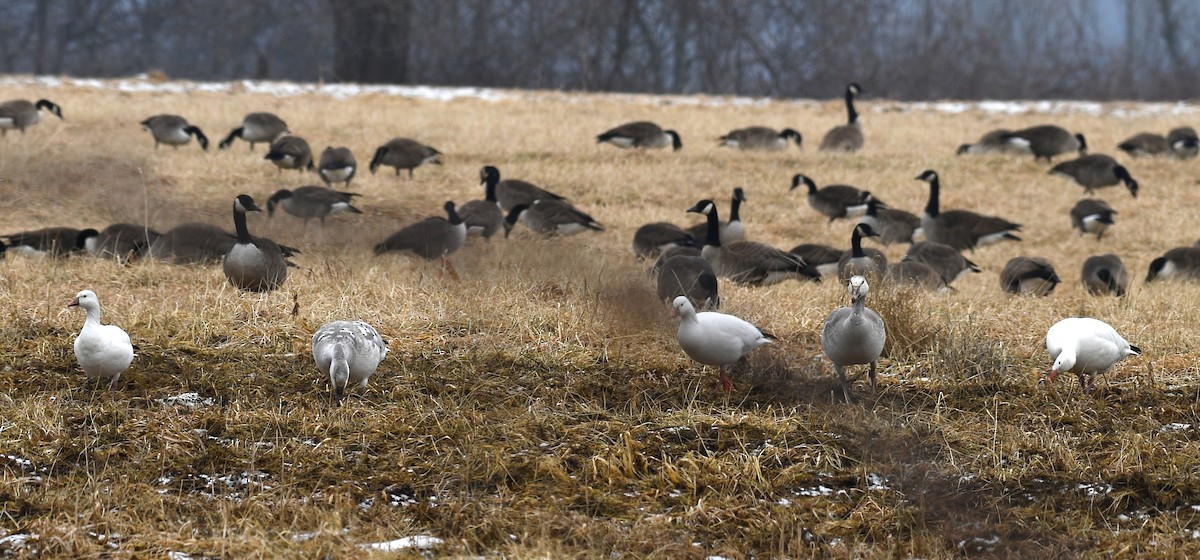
[218,112,287,150]
[0,99,62,135]
[479,165,566,213]
[859,197,920,245]
[224,194,290,292]
[1050,155,1138,198]
[312,320,389,399]
[686,187,747,244]
[819,83,863,152]
[264,133,314,173]
[374,201,467,261]
[458,173,506,240]
[1167,127,1199,159]
[503,200,603,237]
[657,253,720,310]
[837,223,887,282]
[916,170,1021,251]
[1146,247,1200,283]
[81,223,161,259]
[650,245,702,277]
[596,121,682,151]
[903,241,980,286]
[886,261,950,293]
[2,227,89,257]
[999,256,1060,296]
[956,129,1030,155]
[791,173,870,224]
[633,222,696,259]
[1117,132,1171,157]
[1070,199,1117,240]
[1082,254,1129,297]
[369,138,443,178]
[318,146,357,186]
[718,127,801,151]
[788,243,842,278]
[141,115,208,150]
[822,275,886,402]
[688,199,819,286]
[146,223,236,264]
[1003,125,1086,161]
[267,186,362,226]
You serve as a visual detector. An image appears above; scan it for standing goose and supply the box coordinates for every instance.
[218,112,287,150]
[859,197,921,245]
[596,121,682,151]
[318,146,357,187]
[479,165,567,212]
[141,115,207,150]
[819,83,864,152]
[146,223,236,264]
[837,223,887,281]
[1045,317,1140,395]
[1081,254,1129,297]
[1167,127,1199,159]
[369,138,443,178]
[633,222,696,259]
[1000,256,1061,296]
[68,290,134,390]
[915,170,1022,251]
[0,98,63,135]
[886,261,950,293]
[686,187,747,244]
[791,173,870,224]
[312,320,389,399]
[657,253,720,310]
[1050,155,1138,198]
[267,186,362,226]
[503,200,603,237]
[83,223,161,260]
[718,127,801,151]
[1070,199,1117,240]
[1145,246,1200,283]
[788,243,843,278]
[224,194,290,292]
[458,173,506,240]
[688,199,820,286]
[956,129,1031,155]
[264,133,314,173]
[2,227,89,257]
[1003,125,1086,161]
[374,201,468,261]
[671,296,772,392]
[903,241,980,286]
[822,275,887,402]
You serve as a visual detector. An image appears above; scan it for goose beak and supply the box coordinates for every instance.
[669,307,679,318]
[1045,370,1060,383]
[67,298,79,308]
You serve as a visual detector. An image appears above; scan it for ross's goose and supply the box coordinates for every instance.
[671,296,772,392]
[68,290,134,390]
[312,320,389,399]
[1045,317,1140,395]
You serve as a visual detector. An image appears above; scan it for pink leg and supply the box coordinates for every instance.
[718,369,734,392]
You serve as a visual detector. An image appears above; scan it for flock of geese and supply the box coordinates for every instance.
[1,81,1193,399]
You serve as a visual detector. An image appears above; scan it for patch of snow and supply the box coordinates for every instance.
[167,553,195,560]
[360,535,444,551]
[866,473,890,491]
[0,533,37,552]
[1077,483,1113,498]
[706,556,732,560]
[158,392,214,408]
[958,534,1001,552]
[1160,422,1191,432]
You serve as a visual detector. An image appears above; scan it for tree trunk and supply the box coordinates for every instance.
[330,0,411,84]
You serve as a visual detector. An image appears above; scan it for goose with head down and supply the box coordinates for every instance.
[312,320,389,399]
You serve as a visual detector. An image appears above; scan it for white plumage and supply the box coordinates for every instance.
[312,320,389,398]
[671,296,772,392]
[1045,317,1140,395]
[68,290,135,390]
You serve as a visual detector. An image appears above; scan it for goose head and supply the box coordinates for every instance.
[266,189,294,217]
[503,204,529,238]
[732,187,746,202]
[480,165,500,187]
[665,130,683,151]
[848,275,870,302]
[1075,133,1088,154]
[915,170,938,183]
[789,173,817,193]
[847,83,863,96]
[234,194,262,214]
[1113,166,1138,198]
[1048,349,1076,383]
[669,295,696,318]
[780,128,802,145]
[686,200,717,216]
[36,99,63,119]
[67,289,99,311]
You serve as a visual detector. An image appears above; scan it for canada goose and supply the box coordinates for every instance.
[688,199,820,286]
[145,223,236,264]
[1045,317,1140,395]
[596,121,682,151]
[1069,199,1117,240]
[312,320,389,399]
[267,186,362,226]
[1145,247,1200,283]
[2,227,89,257]
[67,290,134,391]
[218,112,287,150]
[650,245,702,277]
[479,165,567,212]
[1003,125,1086,161]
[791,173,870,224]
[0,239,6,259]
[788,243,842,277]
[0,99,63,135]
[822,275,886,402]
[81,223,160,260]
[1117,132,1171,157]
[915,170,1022,251]
[503,200,603,237]
[1049,155,1138,198]
[1000,256,1060,296]
[264,133,314,173]
[837,223,887,281]
[718,127,801,151]
[886,261,950,293]
[956,129,1031,155]
[318,146,357,186]
[686,187,747,244]
[1167,127,1199,159]
[903,241,980,285]
[224,194,290,292]
[657,254,720,310]
[819,83,864,152]
[140,114,207,150]
[369,138,443,178]
[374,201,467,260]
[1081,254,1129,297]
[458,174,505,240]
[671,296,772,392]
[633,222,696,259]
[859,197,921,245]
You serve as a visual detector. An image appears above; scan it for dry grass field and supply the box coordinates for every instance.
[2,77,1200,558]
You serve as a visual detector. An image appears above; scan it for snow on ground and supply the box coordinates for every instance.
[359,535,444,551]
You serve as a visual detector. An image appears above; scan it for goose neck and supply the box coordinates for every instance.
[924,177,940,217]
[703,206,721,247]
[729,196,742,222]
[850,228,865,257]
[484,175,498,203]
[845,90,858,124]
[233,204,253,243]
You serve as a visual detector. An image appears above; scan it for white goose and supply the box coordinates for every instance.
[671,296,773,392]
[312,320,389,399]
[68,290,134,390]
[1045,317,1140,395]
[821,276,886,402]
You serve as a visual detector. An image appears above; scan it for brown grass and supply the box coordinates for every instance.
[2,79,1200,557]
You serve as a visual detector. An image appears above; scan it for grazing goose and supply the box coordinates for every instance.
[822,275,886,402]
[1167,126,1199,159]
[224,194,290,292]
[267,186,362,226]
[791,173,870,224]
[886,261,950,293]
[82,223,161,260]
[633,222,696,259]
[837,223,887,281]
[218,112,287,150]
[650,245,702,277]
[956,129,1031,155]
[458,173,505,240]
[374,201,467,261]
[718,127,801,151]
[819,83,864,152]
[312,320,389,399]
[1045,317,1140,395]
[2,227,88,257]
[479,165,567,212]
[1000,256,1061,296]
[141,115,207,150]
[146,223,236,264]
[0,98,63,135]
[596,121,682,151]
[688,199,820,286]
[317,146,357,186]
[1145,246,1200,283]
[903,241,980,285]
[1082,254,1129,297]
[68,290,134,390]
[369,138,443,178]
[671,296,772,392]
[503,200,603,237]
[1004,125,1086,161]
[686,187,747,244]
[1117,132,1171,157]
[859,197,921,245]
[264,133,314,173]
[1050,155,1138,197]
[916,170,1022,251]
[1070,199,1117,240]
[788,243,843,278]
[657,253,720,310]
